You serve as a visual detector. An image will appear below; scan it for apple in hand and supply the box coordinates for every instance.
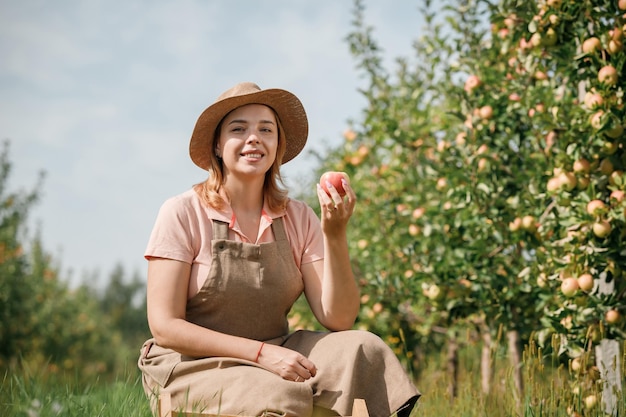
[320,171,350,196]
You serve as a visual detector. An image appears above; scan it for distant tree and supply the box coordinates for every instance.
[0,140,43,364]
[100,263,149,345]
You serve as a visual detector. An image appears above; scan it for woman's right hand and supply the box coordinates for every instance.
[257,343,317,382]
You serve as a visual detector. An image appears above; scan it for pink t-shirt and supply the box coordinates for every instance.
[145,189,324,298]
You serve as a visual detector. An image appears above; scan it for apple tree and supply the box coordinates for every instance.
[318,0,625,405]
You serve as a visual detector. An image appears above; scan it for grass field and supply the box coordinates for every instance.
[1,344,624,417]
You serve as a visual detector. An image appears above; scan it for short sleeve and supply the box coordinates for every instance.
[282,201,324,267]
[144,195,199,264]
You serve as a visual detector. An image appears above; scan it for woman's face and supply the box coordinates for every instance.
[217,104,279,181]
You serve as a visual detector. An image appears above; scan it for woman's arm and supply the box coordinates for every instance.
[302,179,360,331]
[147,258,260,358]
[146,257,316,381]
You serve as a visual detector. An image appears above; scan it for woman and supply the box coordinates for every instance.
[138,82,420,417]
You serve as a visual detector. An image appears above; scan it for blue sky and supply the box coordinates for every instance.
[0,0,424,285]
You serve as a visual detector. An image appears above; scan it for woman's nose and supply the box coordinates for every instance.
[247,134,260,144]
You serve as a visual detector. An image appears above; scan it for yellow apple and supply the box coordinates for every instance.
[561,277,579,297]
[582,37,601,54]
[577,273,594,292]
[521,215,537,231]
[592,220,612,238]
[606,309,621,324]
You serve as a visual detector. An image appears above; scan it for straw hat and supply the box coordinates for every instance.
[189,82,309,170]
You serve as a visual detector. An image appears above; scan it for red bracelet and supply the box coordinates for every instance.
[255,342,265,362]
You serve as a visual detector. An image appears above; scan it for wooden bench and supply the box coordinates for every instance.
[157,392,370,417]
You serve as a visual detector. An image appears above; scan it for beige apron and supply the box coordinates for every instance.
[138,218,419,417]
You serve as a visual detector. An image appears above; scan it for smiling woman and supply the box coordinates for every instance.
[137,82,420,417]
[216,104,280,188]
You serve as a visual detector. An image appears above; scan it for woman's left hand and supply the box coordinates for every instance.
[316,178,356,233]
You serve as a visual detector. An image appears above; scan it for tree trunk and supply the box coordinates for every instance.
[447,335,459,401]
[595,274,622,416]
[480,325,493,395]
[507,329,524,407]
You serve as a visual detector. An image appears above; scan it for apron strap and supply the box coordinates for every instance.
[212,219,229,240]
[271,217,288,242]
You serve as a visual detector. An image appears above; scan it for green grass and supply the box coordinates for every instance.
[1,345,623,417]
[0,364,152,417]
[414,342,625,417]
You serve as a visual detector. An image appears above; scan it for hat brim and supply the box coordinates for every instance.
[189,88,308,171]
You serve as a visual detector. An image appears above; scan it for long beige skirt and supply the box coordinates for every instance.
[139,330,420,417]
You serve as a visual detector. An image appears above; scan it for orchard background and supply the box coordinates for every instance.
[1,0,625,416]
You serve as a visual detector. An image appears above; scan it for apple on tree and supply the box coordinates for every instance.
[592,220,611,238]
[561,277,579,297]
[586,199,606,216]
[582,37,601,54]
[577,273,594,292]
[598,65,618,86]
[605,309,621,325]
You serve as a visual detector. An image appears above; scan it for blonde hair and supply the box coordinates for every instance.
[193,108,289,212]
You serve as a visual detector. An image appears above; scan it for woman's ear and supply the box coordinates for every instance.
[215,146,222,158]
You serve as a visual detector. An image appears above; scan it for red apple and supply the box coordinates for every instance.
[343,129,357,142]
[586,199,606,216]
[320,171,350,196]
[598,65,618,85]
[508,93,522,102]
[590,110,605,130]
[610,190,625,203]
[478,105,494,119]
[412,207,426,219]
[583,91,603,109]
[464,75,482,93]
